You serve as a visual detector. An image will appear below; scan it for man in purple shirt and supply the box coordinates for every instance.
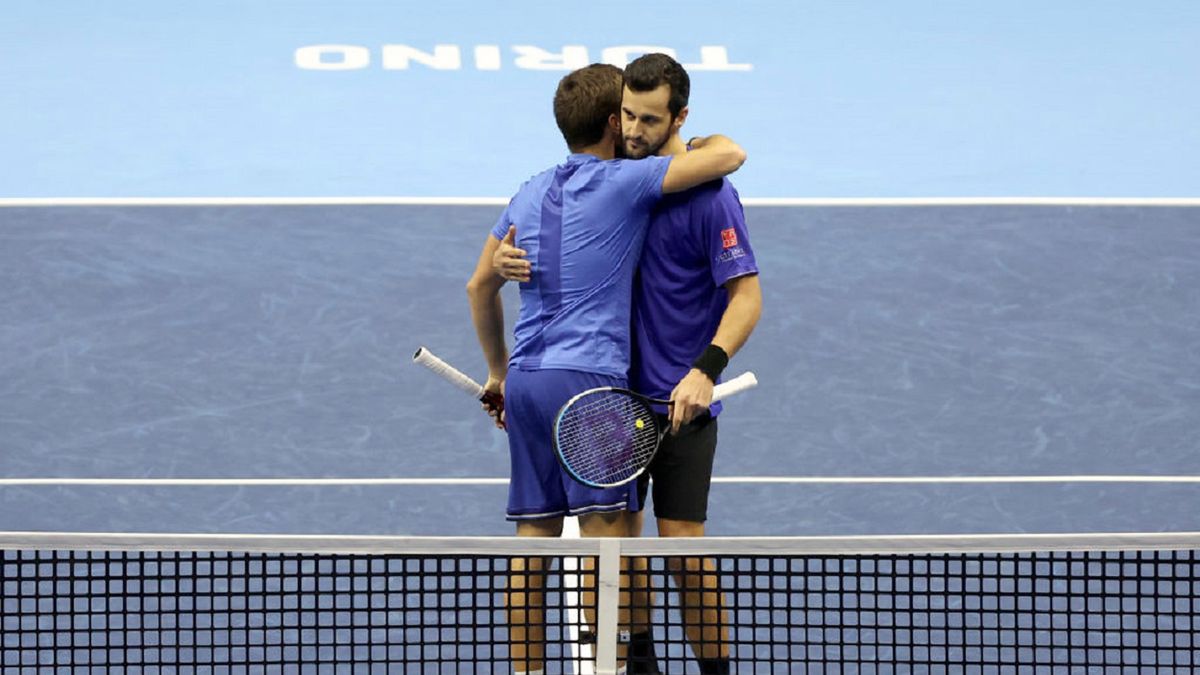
[495,54,761,675]
[624,53,762,675]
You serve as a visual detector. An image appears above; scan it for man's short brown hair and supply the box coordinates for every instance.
[553,63,623,151]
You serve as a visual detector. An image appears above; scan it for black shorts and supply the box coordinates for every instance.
[636,414,718,523]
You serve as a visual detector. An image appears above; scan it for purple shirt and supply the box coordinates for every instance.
[630,177,758,415]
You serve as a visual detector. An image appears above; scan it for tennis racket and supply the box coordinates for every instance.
[553,372,758,488]
[412,346,505,428]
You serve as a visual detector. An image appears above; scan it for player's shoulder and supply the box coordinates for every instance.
[586,157,670,197]
[688,176,743,209]
[509,163,561,199]
[529,162,563,185]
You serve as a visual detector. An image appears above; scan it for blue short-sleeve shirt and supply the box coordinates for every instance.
[491,153,672,376]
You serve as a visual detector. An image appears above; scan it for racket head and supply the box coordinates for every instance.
[553,387,663,488]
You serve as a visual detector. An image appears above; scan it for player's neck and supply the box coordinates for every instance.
[660,134,689,157]
[586,148,617,160]
[575,139,617,160]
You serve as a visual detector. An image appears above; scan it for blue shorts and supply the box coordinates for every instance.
[505,368,643,521]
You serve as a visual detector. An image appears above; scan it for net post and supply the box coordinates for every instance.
[593,538,621,675]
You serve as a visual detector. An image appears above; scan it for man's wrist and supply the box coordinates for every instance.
[691,344,728,382]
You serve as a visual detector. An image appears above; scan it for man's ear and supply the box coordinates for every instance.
[609,112,621,134]
[674,106,689,132]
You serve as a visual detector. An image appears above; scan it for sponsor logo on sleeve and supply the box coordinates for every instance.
[717,247,746,263]
[720,227,738,249]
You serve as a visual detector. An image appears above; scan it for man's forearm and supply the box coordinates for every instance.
[661,134,747,194]
[670,275,759,428]
[468,288,508,378]
[687,134,731,151]
[710,275,762,359]
[467,233,510,378]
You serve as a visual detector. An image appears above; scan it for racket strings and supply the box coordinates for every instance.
[556,391,659,486]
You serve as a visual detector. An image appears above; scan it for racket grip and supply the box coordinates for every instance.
[712,371,758,402]
[412,347,486,399]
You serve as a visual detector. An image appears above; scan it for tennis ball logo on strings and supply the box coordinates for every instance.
[635,418,645,429]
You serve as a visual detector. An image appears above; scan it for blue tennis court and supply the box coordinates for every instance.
[1,203,1197,536]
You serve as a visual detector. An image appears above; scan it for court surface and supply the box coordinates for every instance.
[2,203,1197,536]
[1,1,1198,539]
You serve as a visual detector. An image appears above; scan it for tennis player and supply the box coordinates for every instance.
[466,63,746,675]
[493,53,760,675]
[625,52,760,675]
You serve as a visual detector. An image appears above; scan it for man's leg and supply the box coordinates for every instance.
[618,510,659,674]
[649,416,730,674]
[577,511,656,674]
[508,517,564,675]
[507,369,644,672]
[504,369,575,673]
[658,518,731,673]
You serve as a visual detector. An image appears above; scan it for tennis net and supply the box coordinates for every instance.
[2,532,1198,673]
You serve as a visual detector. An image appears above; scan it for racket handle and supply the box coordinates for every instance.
[412,347,486,399]
[712,371,758,402]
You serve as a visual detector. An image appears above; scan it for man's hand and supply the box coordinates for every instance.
[668,368,713,434]
[492,226,531,283]
[482,375,506,430]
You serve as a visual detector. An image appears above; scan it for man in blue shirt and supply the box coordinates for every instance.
[466,63,746,675]
[494,54,761,675]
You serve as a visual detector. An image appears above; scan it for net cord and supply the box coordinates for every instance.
[3,530,1200,555]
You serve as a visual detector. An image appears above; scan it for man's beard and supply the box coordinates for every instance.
[623,126,671,159]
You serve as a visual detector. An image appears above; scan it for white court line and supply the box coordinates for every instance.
[744,197,1200,207]
[0,196,1198,207]
[0,197,510,207]
[1,475,1199,486]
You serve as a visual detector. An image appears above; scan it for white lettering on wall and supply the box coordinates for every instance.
[381,44,462,70]
[295,45,752,72]
[474,45,502,71]
[685,46,752,72]
[511,46,589,71]
[600,46,677,66]
[294,45,371,70]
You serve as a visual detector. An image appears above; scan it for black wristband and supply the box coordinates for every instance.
[691,344,728,382]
